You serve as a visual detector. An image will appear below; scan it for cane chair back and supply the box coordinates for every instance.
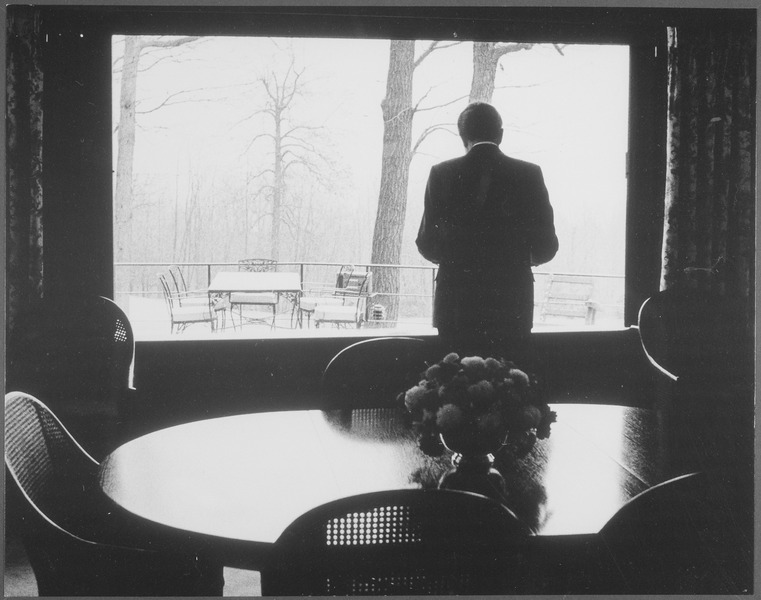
[5,296,136,458]
[322,336,429,408]
[261,488,532,596]
[4,391,224,596]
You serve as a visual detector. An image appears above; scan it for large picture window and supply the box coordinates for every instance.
[112,34,629,340]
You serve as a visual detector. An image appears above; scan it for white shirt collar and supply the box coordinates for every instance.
[468,141,499,151]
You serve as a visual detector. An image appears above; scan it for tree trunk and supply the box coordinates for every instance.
[469,42,501,103]
[371,40,415,324]
[469,41,534,104]
[114,36,139,276]
[271,105,283,261]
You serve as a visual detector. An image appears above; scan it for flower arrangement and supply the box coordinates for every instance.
[401,353,556,458]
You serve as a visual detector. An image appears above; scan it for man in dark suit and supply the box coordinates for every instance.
[416,102,559,359]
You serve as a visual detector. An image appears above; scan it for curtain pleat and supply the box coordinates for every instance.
[6,7,44,337]
[661,23,755,325]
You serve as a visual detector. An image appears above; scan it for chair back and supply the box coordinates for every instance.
[322,336,429,408]
[159,272,178,309]
[5,392,99,530]
[4,391,225,596]
[598,469,753,594]
[238,258,277,272]
[168,264,186,294]
[261,488,531,596]
[540,275,596,324]
[336,264,355,288]
[6,296,135,457]
[637,287,752,384]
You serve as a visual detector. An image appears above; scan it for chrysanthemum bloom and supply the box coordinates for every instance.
[404,385,427,412]
[436,403,463,432]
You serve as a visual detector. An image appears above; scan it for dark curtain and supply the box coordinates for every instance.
[6,6,44,338]
[660,23,755,327]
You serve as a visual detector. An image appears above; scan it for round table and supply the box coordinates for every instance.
[99,403,664,568]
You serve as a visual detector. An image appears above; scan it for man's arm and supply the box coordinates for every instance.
[416,166,443,264]
[527,165,559,266]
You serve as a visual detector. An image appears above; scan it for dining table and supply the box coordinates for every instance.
[98,403,670,570]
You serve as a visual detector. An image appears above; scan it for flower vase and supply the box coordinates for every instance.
[437,427,509,505]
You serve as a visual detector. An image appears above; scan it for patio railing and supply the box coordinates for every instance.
[114,261,625,338]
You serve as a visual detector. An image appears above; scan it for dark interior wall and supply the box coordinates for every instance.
[131,328,655,437]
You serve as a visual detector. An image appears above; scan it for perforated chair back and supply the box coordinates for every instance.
[322,336,430,408]
[261,488,532,596]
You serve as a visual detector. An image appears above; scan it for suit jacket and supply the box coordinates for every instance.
[416,143,558,336]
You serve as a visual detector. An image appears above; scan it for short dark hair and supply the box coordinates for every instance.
[457,102,503,144]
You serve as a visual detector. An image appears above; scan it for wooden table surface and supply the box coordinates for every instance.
[99,404,667,568]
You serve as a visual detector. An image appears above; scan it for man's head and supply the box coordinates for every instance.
[457,102,504,148]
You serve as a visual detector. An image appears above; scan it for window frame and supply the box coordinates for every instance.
[38,5,670,331]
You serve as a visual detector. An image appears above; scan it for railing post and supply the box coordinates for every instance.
[431,267,437,316]
[207,263,212,287]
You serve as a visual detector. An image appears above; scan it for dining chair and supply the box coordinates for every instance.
[298,264,355,327]
[637,286,753,386]
[4,391,224,597]
[321,336,430,408]
[313,271,373,328]
[260,488,532,596]
[597,468,753,594]
[5,295,137,459]
[637,287,754,474]
[159,273,220,334]
[229,258,279,329]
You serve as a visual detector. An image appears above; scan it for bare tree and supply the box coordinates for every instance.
[371,40,457,323]
[114,35,203,266]
[243,56,329,261]
[470,41,566,103]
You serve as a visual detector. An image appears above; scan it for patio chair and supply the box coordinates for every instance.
[298,264,355,327]
[168,265,228,327]
[313,272,373,329]
[539,275,598,325]
[4,391,224,596]
[230,258,279,329]
[260,488,531,596]
[321,336,430,408]
[159,273,219,334]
